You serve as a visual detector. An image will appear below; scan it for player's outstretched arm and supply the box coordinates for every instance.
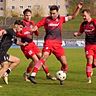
[73,32,82,37]
[29,26,39,36]
[67,1,83,20]
[16,37,28,46]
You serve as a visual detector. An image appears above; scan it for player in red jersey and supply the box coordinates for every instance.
[74,9,96,83]
[17,9,56,81]
[28,2,83,84]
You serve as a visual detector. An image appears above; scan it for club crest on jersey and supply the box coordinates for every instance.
[46,19,51,22]
[30,25,33,28]
[56,18,59,22]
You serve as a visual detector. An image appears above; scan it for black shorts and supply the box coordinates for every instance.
[0,54,9,64]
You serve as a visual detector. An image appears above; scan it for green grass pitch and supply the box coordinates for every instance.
[0,48,96,96]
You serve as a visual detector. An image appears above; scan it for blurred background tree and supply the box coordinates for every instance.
[66,0,96,16]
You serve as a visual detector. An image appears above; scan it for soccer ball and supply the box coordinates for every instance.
[56,70,66,81]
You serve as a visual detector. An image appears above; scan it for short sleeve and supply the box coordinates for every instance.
[79,23,84,33]
[36,17,46,28]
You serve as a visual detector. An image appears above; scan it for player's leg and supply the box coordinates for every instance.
[0,61,9,84]
[3,55,20,84]
[23,61,34,81]
[21,49,35,81]
[86,55,93,83]
[53,44,68,73]
[23,43,39,81]
[90,58,96,77]
[85,45,94,83]
[53,44,68,84]
[23,56,40,82]
[28,51,50,84]
[0,61,9,78]
[92,52,96,68]
[58,55,68,73]
[37,52,56,80]
[6,55,20,73]
[26,61,34,73]
[56,54,68,85]
[27,54,42,84]
[37,52,49,75]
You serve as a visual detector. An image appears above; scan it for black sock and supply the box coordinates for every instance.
[6,69,11,74]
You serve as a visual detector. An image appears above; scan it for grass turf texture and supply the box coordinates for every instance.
[0,48,96,96]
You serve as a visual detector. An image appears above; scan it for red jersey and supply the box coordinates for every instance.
[17,27,33,43]
[22,19,34,28]
[16,19,38,43]
[79,18,96,45]
[22,19,38,36]
[36,16,68,43]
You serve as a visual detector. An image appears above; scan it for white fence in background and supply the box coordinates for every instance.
[33,39,85,48]
[11,39,85,48]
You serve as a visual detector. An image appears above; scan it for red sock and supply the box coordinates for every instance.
[86,63,92,78]
[32,59,45,73]
[42,65,49,74]
[61,64,68,73]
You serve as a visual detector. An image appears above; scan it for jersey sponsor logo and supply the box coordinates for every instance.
[25,24,33,28]
[85,28,95,33]
[24,31,30,35]
[48,23,59,27]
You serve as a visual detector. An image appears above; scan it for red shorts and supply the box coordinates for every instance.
[85,44,96,59]
[21,42,40,59]
[42,40,65,58]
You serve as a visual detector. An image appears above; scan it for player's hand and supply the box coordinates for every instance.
[23,42,28,46]
[30,26,38,32]
[77,1,83,9]
[73,32,78,37]
[33,26,38,31]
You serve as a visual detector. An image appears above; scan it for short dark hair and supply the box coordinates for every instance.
[82,9,91,14]
[50,5,59,12]
[23,8,32,15]
[14,20,25,27]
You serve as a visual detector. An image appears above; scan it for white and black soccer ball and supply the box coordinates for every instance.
[56,70,66,81]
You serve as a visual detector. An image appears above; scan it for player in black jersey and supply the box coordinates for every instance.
[0,20,25,85]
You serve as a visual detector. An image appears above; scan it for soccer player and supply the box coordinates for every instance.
[28,2,83,84]
[74,9,96,83]
[0,20,25,84]
[17,8,56,81]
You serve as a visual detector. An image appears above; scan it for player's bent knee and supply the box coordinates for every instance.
[14,58,20,64]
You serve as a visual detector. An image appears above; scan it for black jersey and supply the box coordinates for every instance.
[0,28,16,52]
[0,28,17,62]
